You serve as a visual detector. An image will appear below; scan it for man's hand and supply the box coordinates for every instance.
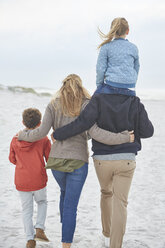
[129,130,134,143]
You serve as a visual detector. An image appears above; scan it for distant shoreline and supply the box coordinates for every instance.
[1,84,165,101]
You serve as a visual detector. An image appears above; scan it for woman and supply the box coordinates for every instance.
[18,74,133,248]
[52,88,154,248]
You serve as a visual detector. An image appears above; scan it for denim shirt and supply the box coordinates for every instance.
[96,38,140,88]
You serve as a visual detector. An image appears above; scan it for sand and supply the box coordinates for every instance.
[0,89,164,248]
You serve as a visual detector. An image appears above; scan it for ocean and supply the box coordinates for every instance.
[0,85,165,248]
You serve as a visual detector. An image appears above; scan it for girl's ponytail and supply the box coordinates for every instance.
[98,17,129,49]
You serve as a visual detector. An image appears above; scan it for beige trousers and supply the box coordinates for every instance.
[93,159,136,248]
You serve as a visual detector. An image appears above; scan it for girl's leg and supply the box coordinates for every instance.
[18,191,34,241]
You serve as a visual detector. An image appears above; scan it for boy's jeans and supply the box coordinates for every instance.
[51,163,88,243]
[18,187,47,241]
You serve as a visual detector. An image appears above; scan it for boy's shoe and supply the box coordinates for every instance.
[26,240,36,248]
[34,228,49,242]
[104,237,110,248]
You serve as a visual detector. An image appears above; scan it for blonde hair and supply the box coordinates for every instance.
[98,17,129,49]
[52,74,91,117]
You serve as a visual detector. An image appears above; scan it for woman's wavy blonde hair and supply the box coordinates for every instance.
[98,17,129,49]
[52,74,91,117]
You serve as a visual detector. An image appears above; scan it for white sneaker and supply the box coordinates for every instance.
[104,237,110,247]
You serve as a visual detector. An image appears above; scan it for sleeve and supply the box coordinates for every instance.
[44,137,51,162]
[18,104,53,142]
[96,45,108,87]
[138,102,154,138]
[88,123,130,145]
[53,95,99,141]
[9,138,16,165]
[134,47,140,75]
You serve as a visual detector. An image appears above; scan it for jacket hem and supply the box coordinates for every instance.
[16,184,47,192]
[105,80,136,89]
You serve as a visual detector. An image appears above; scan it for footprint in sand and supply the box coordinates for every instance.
[123,240,150,248]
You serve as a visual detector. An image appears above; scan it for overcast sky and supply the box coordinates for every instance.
[0,0,165,91]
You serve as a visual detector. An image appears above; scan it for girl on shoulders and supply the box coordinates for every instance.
[96,17,140,96]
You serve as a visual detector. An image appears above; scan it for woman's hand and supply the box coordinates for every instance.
[129,130,134,143]
[51,133,56,143]
[14,131,22,138]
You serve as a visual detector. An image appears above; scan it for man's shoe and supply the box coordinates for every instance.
[26,240,36,248]
[35,228,49,242]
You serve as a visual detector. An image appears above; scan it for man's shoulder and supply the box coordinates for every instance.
[92,93,141,103]
[90,93,142,107]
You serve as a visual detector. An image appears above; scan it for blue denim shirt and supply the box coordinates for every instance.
[96,38,140,88]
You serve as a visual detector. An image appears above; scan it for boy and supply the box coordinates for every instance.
[9,108,51,248]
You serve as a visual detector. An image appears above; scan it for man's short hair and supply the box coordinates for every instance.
[22,108,41,129]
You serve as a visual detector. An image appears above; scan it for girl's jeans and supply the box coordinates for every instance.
[18,187,47,241]
[51,163,88,243]
[95,83,136,96]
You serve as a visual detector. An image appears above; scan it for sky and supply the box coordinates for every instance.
[0,0,165,91]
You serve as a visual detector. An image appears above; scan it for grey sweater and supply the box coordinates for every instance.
[18,99,130,162]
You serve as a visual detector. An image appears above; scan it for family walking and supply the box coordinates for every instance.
[9,17,154,248]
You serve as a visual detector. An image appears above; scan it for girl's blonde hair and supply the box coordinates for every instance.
[52,74,91,117]
[98,17,129,49]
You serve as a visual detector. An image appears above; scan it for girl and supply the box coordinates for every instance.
[96,17,140,96]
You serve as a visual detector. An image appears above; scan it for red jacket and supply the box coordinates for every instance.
[9,136,51,191]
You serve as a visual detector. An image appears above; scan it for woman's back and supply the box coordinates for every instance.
[48,98,89,162]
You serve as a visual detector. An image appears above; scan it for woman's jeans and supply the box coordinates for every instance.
[18,187,47,241]
[95,83,136,96]
[51,163,88,243]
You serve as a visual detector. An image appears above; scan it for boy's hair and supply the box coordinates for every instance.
[22,108,41,129]
[98,17,129,48]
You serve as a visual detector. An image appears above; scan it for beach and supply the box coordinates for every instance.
[0,88,165,248]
